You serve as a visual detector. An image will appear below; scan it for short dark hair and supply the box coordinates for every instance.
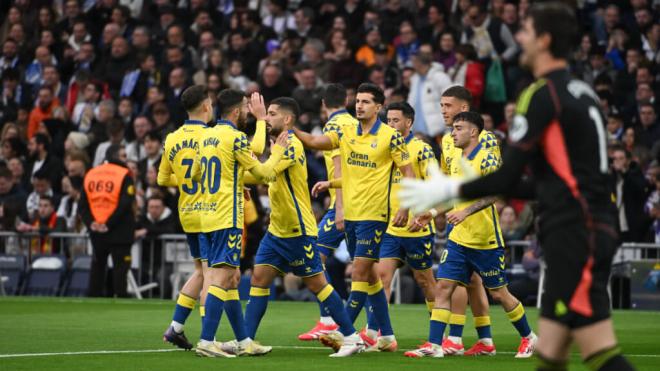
[357,83,385,105]
[270,97,300,121]
[387,102,415,123]
[38,195,55,207]
[453,111,484,132]
[69,176,84,191]
[442,85,473,107]
[180,85,209,113]
[527,2,578,60]
[144,129,162,142]
[216,88,245,117]
[33,133,50,149]
[147,195,165,205]
[322,84,347,109]
[0,166,12,180]
[107,118,125,136]
[105,144,124,162]
[33,168,51,182]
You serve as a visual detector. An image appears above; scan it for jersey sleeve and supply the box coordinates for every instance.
[157,139,176,187]
[234,132,285,182]
[322,123,341,159]
[390,130,411,167]
[273,141,297,174]
[417,143,438,180]
[480,131,501,160]
[440,134,452,175]
[322,121,343,148]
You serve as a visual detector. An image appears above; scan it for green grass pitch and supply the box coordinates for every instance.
[0,297,658,370]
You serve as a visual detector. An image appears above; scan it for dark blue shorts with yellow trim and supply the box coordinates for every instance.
[344,220,388,261]
[317,208,344,256]
[186,232,204,260]
[436,240,508,289]
[380,233,434,270]
[200,228,242,268]
[255,232,324,277]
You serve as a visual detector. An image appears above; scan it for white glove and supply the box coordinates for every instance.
[398,165,461,215]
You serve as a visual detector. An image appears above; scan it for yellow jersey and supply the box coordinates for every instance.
[266,132,318,238]
[448,141,503,249]
[387,133,438,237]
[441,129,500,175]
[324,118,411,222]
[322,110,358,208]
[198,119,284,232]
[157,119,206,233]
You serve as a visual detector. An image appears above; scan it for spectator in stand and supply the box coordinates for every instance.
[594,3,622,47]
[24,133,64,193]
[294,7,324,40]
[71,82,102,133]
[258,63,291,104]
[27,86,61,139]
[356,26,393,68]
[645,172,660,244]
[64,150,89,178]
[24,46,57,88]
[395,21,420,68]
[57,175,83,232]
[25,169,59,221]
[611,147,651,242]
[508,241,541,306]
[137,130,162,187]
[7,158,29,193]
[448,44,486,108]
[435,31,457,72]
[0,166,27,229]
[291,63,324,131]
[17,196,67,255]
[639,103,660,149]
[126,115,152,162]
[150,102,175,139]
[420,4,453,45]
[263,0,295,37]
[379,0,413,43]
[0,137,26,163]
[135,195,178,283]
[461,3,518,63]
[407,50,452,141]
[302,38,331,84]
[97,36,133,98]
[93,119,126,167]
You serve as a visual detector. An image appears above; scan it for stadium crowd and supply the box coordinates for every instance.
[0,0,658,299]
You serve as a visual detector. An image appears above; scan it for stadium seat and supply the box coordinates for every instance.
[0,254,27,295]
[22,255,66,296]
[63,256,92,297]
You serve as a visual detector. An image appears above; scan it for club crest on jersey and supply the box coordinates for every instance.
[371,141,377,148]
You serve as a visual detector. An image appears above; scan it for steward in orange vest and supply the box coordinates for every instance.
[79,144,136,298]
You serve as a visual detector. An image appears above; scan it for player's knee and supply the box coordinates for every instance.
[435,280,454,299]
[488,287,506,302]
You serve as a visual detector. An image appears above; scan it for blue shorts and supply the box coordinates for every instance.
[255,232,324,277]
[344,220,388,261]
[200,228,243,268]
[380,233,434,271]
[186,233,204,260]
[436,240,508,289]
[317,208,344,256]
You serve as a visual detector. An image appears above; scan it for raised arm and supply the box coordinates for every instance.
[236,131,289,183]
[292,126,337,151]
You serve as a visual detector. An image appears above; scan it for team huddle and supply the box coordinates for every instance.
[156,79,536,359]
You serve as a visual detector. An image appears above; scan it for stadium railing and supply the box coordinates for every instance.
[0,232,658,306]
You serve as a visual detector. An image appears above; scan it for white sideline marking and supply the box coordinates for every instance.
[0,347,658,359]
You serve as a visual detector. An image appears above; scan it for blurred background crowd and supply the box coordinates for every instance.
[0,0,658,300]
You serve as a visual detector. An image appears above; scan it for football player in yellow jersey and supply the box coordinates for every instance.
[241,97,364,357]
[195,89,288,358]
[404,112,536,359]
[438,86,500,356]
[293,83,414,353]
[158,85,212,350]
[299,84,357,341]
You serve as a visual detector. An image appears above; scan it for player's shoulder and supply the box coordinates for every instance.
[479,130,499,149]
[477,148,500,172]
[336,113,358,127]
[516,78,552,114]
[411,138,435,160]
[441,132,453,147]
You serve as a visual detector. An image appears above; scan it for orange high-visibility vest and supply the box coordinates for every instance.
[84,163,129,224]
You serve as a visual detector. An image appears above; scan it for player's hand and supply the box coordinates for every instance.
[399,165,460,215]
[274,131,289,149]
[248,92,267,121]
[335,207,345,232]
[244,187,251,201]
[446,209,469,225]
[392,208,409,227]
[311,181,330,197]
[408,212,432,232]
